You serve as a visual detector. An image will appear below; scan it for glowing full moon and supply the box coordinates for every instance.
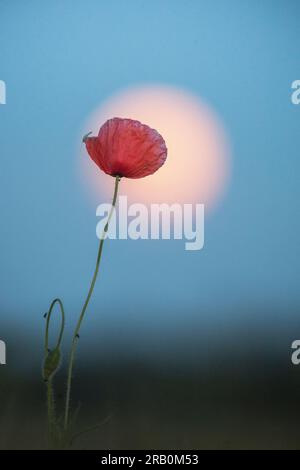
[79,84,231,211]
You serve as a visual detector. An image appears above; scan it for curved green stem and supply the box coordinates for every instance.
[64,175,121,431]
[45,298,65,353]
[44,297,65,446]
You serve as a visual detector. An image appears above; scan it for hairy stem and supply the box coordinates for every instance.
[64,175,121,431]
[44,298,65,447]
[47,379,55,446]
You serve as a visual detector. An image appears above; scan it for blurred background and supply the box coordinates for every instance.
[0,0,300,449]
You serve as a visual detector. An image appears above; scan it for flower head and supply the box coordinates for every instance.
[84,117,167,178]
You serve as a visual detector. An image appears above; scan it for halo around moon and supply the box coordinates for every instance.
[78,84,231,211]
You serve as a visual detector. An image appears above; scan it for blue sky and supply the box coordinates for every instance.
[0,0,299,358]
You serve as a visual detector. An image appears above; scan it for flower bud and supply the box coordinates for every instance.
[43,348,61,381]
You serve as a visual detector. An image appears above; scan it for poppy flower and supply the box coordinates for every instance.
[83,117,167,178]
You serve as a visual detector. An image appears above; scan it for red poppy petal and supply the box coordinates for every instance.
[85,117,167,179]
